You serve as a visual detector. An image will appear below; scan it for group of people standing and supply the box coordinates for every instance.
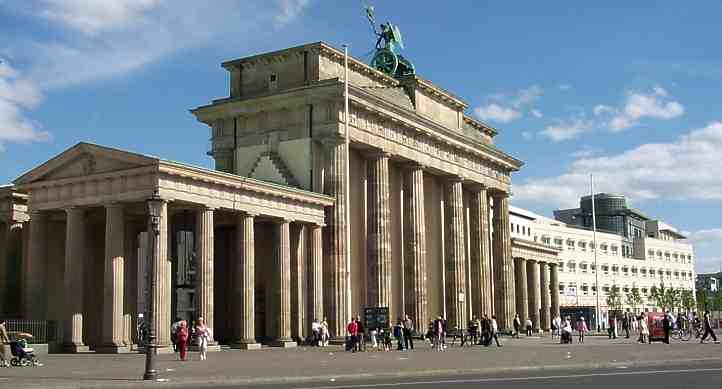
[310,318,330,347]
[170,317,212,361]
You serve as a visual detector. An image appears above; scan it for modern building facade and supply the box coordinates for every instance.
[0,42,533,352]
[512,200,695,325]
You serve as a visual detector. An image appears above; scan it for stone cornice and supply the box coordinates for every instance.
[463,116,498,137]
[348,83,523,172]
[512,237,561,258]
[398,75,467,110]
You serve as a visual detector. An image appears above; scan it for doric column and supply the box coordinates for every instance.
[99,203,127,353]
[149,200,172,350]
[469,187,493,319]
[527,259,541,332]
[540,262,551,331]
[550,263,560,318]
[322,137,349,338]
[195,206,215,344]
[63,208,88,352]
[492,191,515,331]
[367,151,392,308]
[403,164,427,334]
[444,178,467,330]
[0,222,9,317]
[231,213,260,349]
[273,219,296,347]
[25,211,47,319]
[290,224,306,342]
[514,257,528,323]
[308,224,324,328]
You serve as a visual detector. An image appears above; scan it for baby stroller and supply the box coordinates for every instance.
[9,339,41,367]
[560,330,572,344]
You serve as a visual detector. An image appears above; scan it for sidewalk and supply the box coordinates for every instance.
[2,335,721,389]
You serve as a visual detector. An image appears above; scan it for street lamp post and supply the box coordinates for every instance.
[143,191,163,381]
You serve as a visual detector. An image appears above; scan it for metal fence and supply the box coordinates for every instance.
[5,319,59,344]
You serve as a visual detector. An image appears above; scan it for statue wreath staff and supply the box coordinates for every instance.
[364,4,415,78]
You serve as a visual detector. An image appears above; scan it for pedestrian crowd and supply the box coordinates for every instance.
[170,316,213,361]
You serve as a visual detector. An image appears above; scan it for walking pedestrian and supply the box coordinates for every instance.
[393,319,405,351]
[608,315,617,339]
[490,315,502,347]
[623,309,631,338]
[311,318,321,346]
[552,315,561,339]
[662,310,672,345]
[433,316,445,351]
[700,311,719,344]
[402,315,414,350]
[577,316,588,343]
[513,314,521,338]
[346,318,358,352]
[171,317,182,353]
[320,317,329,347]
[176,320,189,361]
[355,316,365,352]
[0,319,10,367]
[638,313,649,344]
[561,316,573,344]
[525,318,533,336]
[195,317,212,360]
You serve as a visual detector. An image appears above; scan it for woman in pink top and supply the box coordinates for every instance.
[577,317,589,343]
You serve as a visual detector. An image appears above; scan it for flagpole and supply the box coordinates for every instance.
[343,45,352,323]
[591,174,601,331]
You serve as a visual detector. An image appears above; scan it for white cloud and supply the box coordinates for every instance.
[539,117,592,142]
[512,85,542,108]
[521,131,533,140]
[474,85,542,124]
[40,0,161,35]
[558,84,571,90]
[570,146,601,159]
[516,122,722,207]
[531,109,543,118]
[0,0,309,150]
[594,86,685,132]
[0,60,50,150]
[474,103,521,123]
[275,0,310,27]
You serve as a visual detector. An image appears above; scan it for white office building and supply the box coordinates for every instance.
[510,201,695,325]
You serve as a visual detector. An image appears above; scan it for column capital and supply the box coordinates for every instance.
[29,209,46,218]
[198,205,217,212]
[243,211,258,218]
[400,161,426,172]
[318,134,345,147]
[363,149,391,160]
[465,182,488,193]
[103,202,124,210]
[64,206,85,215]
[443,175,465,185]
[490,188,510,199]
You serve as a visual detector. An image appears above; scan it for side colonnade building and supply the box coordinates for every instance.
[0,42,565,353]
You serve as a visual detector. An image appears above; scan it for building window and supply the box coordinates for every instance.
[542,236,551,246]
[510,222,514,233]
[580,263,588,273]
[582,285,589,295]
[567,239,575,250]
[558,284,565,294]
[602,265,609,275]
[522,226,526,235]
[554,238,563,249]
[611,246,618,255]
[579,241,587,251]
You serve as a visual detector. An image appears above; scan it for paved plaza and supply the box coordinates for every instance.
[2,335,722,388]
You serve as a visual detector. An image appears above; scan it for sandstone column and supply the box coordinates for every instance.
[290,224,307,342]
[367,151,392,309]
[308,224,324,327]
[514,257,528,324]
[468,187,493,319]
[231,213,260,350]
[403,164,427,333]
[527,259,541,332]
[273,219,296,347]
[100,203,127,353]
[444,178,467,330]
[550,263,560,318]
[492,191,515,331]
[149,200,172,351]
[195,206,215,345]
[25,211,47,319]
[322,137,349,338]
[63,208,88,352]
[0,222,8,316]
[540,262,551,331]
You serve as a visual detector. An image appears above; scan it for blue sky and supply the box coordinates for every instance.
[1,1,721,272]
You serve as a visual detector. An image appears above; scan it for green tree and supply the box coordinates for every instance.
[714,290,722,322]
[680,289,695,312]
[665,287,681,312]
[697,289,709,312]
[607,284,623,312]
[650,284,667,310]
[625,286,643,313]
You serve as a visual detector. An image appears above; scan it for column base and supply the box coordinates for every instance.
[136,345,174,354]
[230,341,262,350]
[268,339,297,348]
[63,343,91,353]
[95,343,132,354]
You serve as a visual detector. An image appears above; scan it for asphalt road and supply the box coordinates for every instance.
[253,361,722,389]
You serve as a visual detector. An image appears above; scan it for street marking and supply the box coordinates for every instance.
[292,367,722,389]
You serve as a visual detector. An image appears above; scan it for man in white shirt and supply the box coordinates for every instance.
[311,319,321,346]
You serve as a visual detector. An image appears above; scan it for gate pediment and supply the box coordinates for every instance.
[14,142,158,185]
